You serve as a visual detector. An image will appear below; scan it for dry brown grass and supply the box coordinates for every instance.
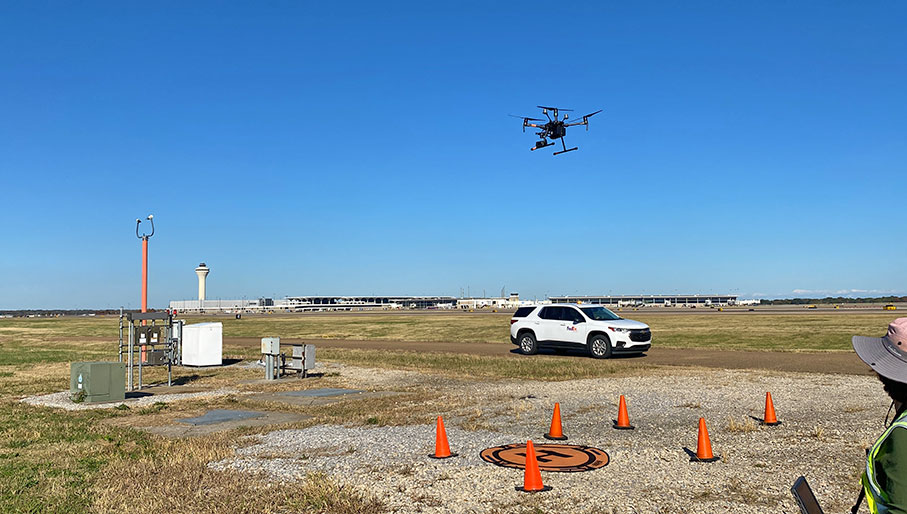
[90,433,384,514]
[509,399,535,420]
[726,416,759,433]
[812,425,827,441]
[318,348,654,382]
[304,391,441,427]
[725,476,771,505]
[0,310,890,512]
[191,312,510,344]
[461,406,494,432]
[5,309,897,357]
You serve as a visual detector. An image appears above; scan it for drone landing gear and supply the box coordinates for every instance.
[553,138,577,156]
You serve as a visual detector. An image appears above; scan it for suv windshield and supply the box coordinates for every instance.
[580,306,622,321]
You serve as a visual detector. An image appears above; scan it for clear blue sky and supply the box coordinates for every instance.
[1,2,905,309]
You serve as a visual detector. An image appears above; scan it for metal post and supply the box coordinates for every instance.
[138,340,143,390]
[127,322,134,392]
[118,309,123,363]
[137,324,144,390]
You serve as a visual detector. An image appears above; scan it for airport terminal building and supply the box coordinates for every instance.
[168,265,737,312]
[282,296,458,310]
[549,294,738,307]
[169,294,738,313]
[169,295,460,313]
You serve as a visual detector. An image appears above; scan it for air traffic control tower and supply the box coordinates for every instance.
[195,263,210,301]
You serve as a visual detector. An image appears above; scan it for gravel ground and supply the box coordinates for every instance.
[214,364,887,513]
[21,388,243,411]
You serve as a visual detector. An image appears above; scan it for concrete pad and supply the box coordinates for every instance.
[21,388,242,411]
[178,409,265,426]
[248,390,402,408]
[281,388,363,398]
[139,411,312,438]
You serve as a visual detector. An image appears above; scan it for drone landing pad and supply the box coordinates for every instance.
[480,443,609,472]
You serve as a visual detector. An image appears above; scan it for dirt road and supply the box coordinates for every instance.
[225,337,872,376]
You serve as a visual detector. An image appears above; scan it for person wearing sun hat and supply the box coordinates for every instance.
[852,317,907,514]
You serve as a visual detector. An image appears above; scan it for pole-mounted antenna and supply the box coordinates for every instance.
[136,214,155,240]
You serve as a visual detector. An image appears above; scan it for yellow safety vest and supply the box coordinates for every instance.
[863,409,907,514]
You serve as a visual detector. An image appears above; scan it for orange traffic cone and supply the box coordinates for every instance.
[762,392,781,426]
[613,395,635,430]
[691,417,720,462]
[428,416,458,459]
[544,403,568,440]
[515,440,552,492]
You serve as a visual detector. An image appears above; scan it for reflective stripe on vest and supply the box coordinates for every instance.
[864,410,907,514]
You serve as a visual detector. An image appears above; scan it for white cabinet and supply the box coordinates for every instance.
[182,322,223,366]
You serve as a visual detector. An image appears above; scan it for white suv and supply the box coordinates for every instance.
[510,304,651,358]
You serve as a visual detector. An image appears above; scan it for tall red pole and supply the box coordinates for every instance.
[141,237,148,315]
[140,237,148,363]
[135,215,154,364]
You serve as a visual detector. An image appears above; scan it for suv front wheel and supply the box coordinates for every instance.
[518,332,538,355]
[588,334,612,359]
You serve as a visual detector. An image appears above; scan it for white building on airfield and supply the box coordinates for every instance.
[548,294,738,307]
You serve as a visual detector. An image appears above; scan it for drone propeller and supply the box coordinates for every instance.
[509,114,545,121]
[510,114,545,133]
[537,106,573,112]
[579,109,603,130]
[581,109,603,119]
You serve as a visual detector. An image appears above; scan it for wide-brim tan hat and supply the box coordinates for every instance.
[853,317,907,383]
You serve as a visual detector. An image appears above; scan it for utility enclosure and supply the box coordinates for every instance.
[70,362,126,403]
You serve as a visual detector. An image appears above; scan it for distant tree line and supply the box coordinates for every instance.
[0,309,160,317]
[760,296,906,305]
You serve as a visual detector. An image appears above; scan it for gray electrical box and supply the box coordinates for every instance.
[287,344,316,372]
[70,362,126,403]
[303,344,315,371]
[144,349,169,366]
[261,337,280,355]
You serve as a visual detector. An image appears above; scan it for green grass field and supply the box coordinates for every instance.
[0,309,899,512]
[190,310,893,351]
[0,311,897,371]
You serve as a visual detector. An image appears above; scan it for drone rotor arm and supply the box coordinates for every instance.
[566,110,604,131]
[510,114,545,133]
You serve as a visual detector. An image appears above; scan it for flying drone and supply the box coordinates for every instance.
[512,106,602,155]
